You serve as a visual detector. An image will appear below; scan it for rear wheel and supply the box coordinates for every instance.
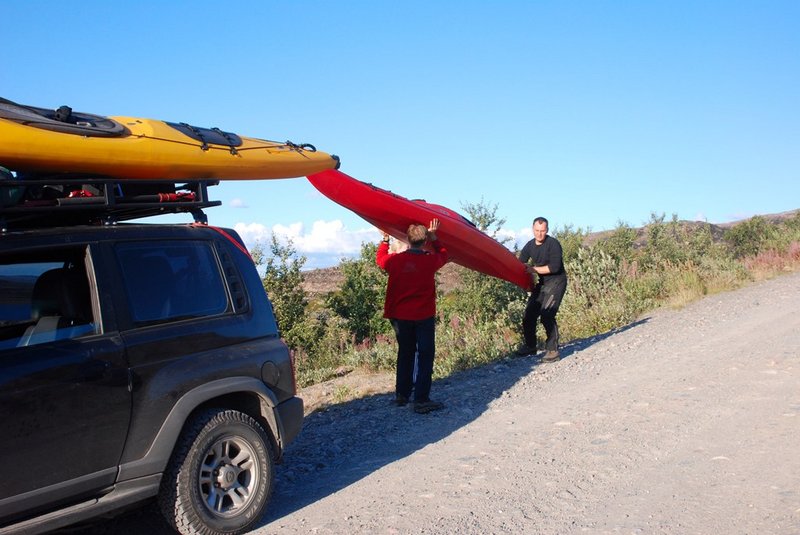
[159,409,274,535]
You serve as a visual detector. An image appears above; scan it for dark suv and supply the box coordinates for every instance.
[0,178,303,535]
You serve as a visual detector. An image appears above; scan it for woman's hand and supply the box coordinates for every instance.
[427,218,440,240]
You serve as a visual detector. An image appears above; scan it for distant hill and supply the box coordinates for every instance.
[585,208,799,248]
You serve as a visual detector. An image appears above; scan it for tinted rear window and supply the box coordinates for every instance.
[115,241,228,325]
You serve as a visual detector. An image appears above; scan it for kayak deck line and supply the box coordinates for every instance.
[0,97,339,180]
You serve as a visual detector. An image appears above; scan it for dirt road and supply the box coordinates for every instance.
[75,272,800,534]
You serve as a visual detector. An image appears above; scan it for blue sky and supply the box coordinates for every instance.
[3,1,798,268]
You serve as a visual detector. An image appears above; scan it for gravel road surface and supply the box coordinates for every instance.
[69,271,800,534]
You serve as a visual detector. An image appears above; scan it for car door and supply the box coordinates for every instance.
[0,244,130,520]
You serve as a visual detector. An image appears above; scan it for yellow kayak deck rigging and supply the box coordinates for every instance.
[0,97,339,180]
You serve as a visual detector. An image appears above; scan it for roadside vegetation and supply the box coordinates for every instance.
[255,207,800,388]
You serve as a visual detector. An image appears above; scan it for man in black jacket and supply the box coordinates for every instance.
[516,217,568,362]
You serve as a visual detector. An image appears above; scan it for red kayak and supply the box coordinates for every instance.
[307,169,531,290]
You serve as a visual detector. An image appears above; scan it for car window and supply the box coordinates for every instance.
[0,251,97,349]
[115,240,229,326]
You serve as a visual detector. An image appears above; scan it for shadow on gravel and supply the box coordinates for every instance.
[260,319,652,526]
[261,357,539,525]
[558,318,649,359]
[59,318,650,534]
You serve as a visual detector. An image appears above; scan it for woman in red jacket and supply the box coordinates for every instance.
[376,218,448,414]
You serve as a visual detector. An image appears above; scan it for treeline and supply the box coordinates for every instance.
[252,206,800,388]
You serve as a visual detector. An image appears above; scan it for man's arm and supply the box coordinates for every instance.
[518,242,531,265]
[546,239,564,274]
[530,239,563,275]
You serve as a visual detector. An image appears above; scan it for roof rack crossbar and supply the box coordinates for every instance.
[0,177,222,230]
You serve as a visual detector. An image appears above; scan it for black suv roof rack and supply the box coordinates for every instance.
[1,176,221,231]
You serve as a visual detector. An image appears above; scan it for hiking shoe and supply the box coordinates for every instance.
[414,400,444,414]
[515,343,536,356]
[542,350,560,362]
[394,395,409,407]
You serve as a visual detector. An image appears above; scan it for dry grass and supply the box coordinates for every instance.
[743,242,800,281]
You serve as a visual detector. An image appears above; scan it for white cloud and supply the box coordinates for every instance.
[234,220,533,268]
[495,226,534,250]
[229,198,248,209]
[495,227,529,248]
[233,222,271,245]
[234,219,380,256]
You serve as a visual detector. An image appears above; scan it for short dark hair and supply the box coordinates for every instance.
[533,217,549,227]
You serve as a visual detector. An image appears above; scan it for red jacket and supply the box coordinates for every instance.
[376,241,448,320]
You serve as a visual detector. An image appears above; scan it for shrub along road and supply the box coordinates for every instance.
[77,271,800,534]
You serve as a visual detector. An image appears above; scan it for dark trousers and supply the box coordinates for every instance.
[390,317,435,402]
[523,277,567,351]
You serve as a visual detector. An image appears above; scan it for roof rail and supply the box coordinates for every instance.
[1,176,221,231]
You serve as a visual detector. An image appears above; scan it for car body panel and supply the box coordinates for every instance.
[0,221,302,532]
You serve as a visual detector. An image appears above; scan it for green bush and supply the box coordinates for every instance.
[292,312,352,386]
[595,222,638,265]
[343,334,397,372]
[553,224,589,264]
[724,216,777,258]
[566,246,619,304]
[621,267,663,309]
[558,246,631,337]
[443,198,528,325]
[640,213,686,268]
[254,236,309,350]
[767,213,800,252]
[325,242,389,343]
[440,270,525,325]
[460,198,508,243]
[693,253,750,293]
[434,316,518,377]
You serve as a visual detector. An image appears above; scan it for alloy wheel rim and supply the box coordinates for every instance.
[198,434,260,518]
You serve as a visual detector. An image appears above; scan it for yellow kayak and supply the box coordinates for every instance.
[0,97,339,180]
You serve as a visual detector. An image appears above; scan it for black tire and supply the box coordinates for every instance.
[159,409,275,535]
